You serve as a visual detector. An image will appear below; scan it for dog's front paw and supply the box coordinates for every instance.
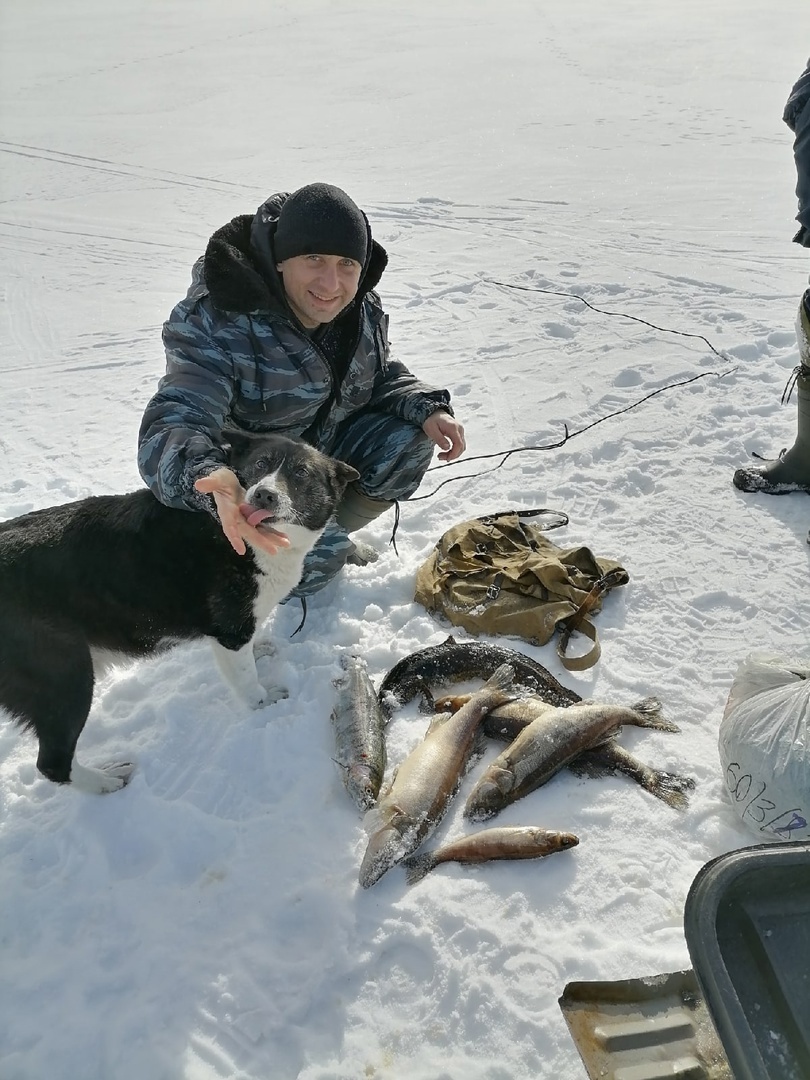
[241,683,289,710]
[252,640,277,661]
[70,760,136,794]
[260,684,289,707]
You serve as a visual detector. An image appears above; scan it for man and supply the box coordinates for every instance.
[733,61,810,494]
[138,182,465,595]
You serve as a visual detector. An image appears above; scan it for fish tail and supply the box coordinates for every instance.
[643,769,697,810]
[403,851,438,885]
[485,663,516,691]
[629,697,680,733]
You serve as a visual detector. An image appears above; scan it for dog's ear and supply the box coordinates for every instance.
[220,427,259,462]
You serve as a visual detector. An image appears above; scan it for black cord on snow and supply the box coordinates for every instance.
[290,595,307,636]
[411,366,734,501]
[488,280,736,361]
[407,278,740,502]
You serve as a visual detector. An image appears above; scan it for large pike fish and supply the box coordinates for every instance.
[330,653,388,813]
[435,691,695,811]
[402,826,579,885]
[464,697,680,821]
[359,663,517,888]
[377,635,581,717]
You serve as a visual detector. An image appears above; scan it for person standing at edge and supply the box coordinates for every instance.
[138,183,466,597]
[734,60,810,494]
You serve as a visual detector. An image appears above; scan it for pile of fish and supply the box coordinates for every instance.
[330,638,695,889]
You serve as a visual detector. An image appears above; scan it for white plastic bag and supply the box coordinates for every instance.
[718,652,810,841]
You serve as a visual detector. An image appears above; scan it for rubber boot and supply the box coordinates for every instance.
[335,485,394,532]
[733,294,810,494]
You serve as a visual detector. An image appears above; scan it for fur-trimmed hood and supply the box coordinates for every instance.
[201,191,388,318]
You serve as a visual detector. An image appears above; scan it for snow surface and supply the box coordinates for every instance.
[1,2,809,1078]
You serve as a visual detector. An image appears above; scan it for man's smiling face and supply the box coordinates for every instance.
[277,253,363,328]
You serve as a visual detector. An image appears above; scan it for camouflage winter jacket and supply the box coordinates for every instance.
[138,192,452,510]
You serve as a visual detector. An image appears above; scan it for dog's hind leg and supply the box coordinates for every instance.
[0,616,134,793]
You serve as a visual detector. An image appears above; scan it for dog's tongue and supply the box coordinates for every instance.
[239,503,274,529]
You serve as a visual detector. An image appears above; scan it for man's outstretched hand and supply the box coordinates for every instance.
[423,410,466,462]
[195,468,290,557]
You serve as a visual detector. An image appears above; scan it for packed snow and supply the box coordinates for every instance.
[1,2,809,1078]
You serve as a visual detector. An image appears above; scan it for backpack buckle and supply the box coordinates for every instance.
[485,573,504,602]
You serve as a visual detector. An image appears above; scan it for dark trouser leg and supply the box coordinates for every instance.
[289,412,435,597]
[326,409,436,502]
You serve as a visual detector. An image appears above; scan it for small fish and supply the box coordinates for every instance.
[359,663,517,888]
[403,826,579,885]
[464,697,679,821]
[377,635,581,717]
[330,653,388,813]
[436,691,695,810]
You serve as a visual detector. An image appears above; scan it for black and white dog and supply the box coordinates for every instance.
[0,432,358,794]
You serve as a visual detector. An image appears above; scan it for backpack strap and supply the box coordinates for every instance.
[556,568,627,671]
[557,616,601,671]
[476,508,569,531]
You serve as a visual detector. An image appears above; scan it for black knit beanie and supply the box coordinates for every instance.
[274,183,369,265]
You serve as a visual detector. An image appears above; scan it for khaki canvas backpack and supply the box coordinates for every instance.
[414,511,629,671]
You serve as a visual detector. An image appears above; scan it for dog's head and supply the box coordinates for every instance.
[222,430,359,540]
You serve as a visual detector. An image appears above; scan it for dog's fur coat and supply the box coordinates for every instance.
[0,432,358,793]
